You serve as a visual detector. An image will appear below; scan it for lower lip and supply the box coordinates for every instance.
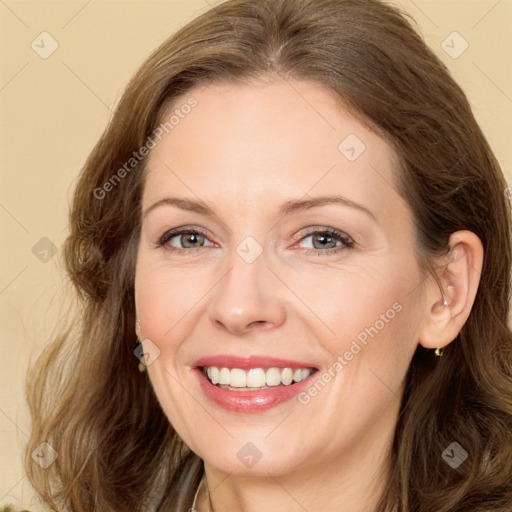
[194,368,317,413]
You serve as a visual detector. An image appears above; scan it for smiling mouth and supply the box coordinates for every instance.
[201,365,318,391]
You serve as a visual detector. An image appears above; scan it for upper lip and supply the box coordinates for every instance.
[193,355,318,370]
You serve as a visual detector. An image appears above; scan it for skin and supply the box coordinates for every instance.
[134,78,483,512]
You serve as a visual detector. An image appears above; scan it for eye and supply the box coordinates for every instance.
[158,228,214,253]
[295,228,355,256]
[156,227,355,256]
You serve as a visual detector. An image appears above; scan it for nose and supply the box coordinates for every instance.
[207,246,286,336]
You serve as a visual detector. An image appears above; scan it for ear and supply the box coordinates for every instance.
[135,314,141,339]
[418,230,484,350]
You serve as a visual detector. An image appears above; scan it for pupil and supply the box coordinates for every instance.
[184,233,202,247]
[314,234,334,249]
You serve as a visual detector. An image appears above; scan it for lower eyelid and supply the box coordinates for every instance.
[158,228,354,252]
[163,231,213,249]
[297,241,352,256]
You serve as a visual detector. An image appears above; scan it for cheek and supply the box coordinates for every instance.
[316,261,421,381]
[134,253,224,372]
[134,257,195,352]
[134,244,422,369]
[308,266,407,340]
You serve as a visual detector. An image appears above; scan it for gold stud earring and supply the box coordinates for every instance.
[136,339,147,373]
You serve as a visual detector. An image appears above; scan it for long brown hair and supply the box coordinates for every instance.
[24,0,512,510]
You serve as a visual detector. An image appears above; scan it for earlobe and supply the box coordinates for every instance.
[135,315,142,339]
[418,231,484,351]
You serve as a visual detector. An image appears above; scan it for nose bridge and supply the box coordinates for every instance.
[208,233,285,333]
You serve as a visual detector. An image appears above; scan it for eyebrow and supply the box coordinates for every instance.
[143,195,377,222]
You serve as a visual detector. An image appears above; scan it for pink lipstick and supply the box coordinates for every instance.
[193,355,318,413]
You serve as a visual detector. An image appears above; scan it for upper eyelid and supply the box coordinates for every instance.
[159,226,354,247]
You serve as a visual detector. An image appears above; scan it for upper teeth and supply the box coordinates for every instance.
[204,366,313,388]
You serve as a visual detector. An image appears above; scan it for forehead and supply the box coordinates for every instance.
[143,78,404,225]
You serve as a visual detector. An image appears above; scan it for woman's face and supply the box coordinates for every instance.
[135,78,427,477]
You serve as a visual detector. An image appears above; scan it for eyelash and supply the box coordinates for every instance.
[156,227,355,256]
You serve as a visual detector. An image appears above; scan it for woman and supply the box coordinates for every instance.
[23,0,512,511]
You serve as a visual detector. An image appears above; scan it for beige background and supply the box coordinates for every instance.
[1,0,511,507]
